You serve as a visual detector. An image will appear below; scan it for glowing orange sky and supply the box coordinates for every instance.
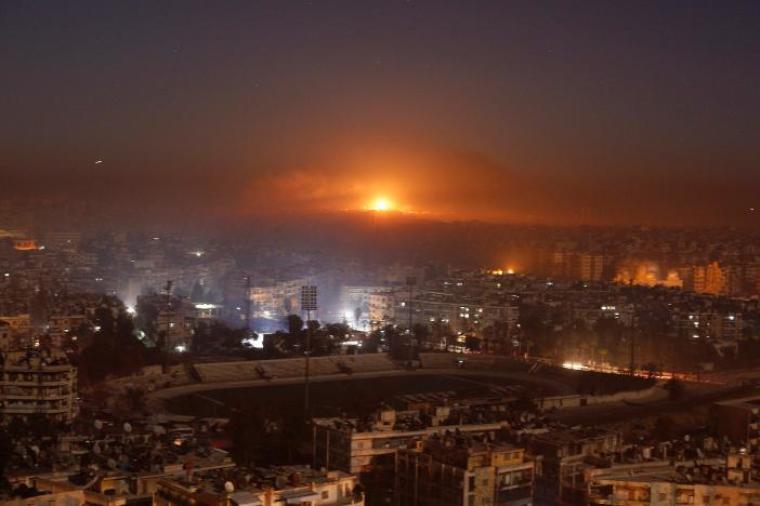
[3,2,760,227]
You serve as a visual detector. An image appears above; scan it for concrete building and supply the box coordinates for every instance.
[395,436,534,506]
[675,311,743,341]
[368,292,395,329]
[577,253,606,282]
[0,348,78,424]
[394,295,519,340]
[711,396,760,450]
[340,286,391,329]
[312,408,509,503]
[585,455,760,505]
[528,427,622,505]
[154,465,364,506]
[248,278,310,320]
[137,294,195,352]
[1,477,127,506]
[693,262,727,295]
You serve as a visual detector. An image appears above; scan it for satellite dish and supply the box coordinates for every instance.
[224,482,235,493]
[94,420,103,430]
[123,422,132,433]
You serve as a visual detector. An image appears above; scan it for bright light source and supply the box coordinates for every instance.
[194,250,204,257]
[175,344,187,353]
[126,306,136,315]
[369,196,393,212]
[242,332,265,349]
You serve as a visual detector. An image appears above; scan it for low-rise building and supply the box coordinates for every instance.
[585,454,760,505]
[154,465,364,506]
[395,435,534,506]
[528,427,622,505]
[711,396,760,450]
[312,408,509,503]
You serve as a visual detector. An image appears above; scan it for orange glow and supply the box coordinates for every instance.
[13,238,38,251]
[368,196,393,212]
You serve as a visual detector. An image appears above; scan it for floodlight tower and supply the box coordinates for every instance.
[300,285,318,416]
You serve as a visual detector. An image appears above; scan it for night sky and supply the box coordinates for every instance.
[2,1,759,225]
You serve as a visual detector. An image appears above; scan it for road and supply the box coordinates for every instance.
[550,383,755,426]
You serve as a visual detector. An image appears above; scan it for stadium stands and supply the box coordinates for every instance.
[191,353,530,385]
[193,353,399,384]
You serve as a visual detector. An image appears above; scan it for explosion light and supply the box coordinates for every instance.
[369,196,393,212]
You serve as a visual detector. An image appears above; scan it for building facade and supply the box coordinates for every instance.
[0,348,78,424]
[395,436,534,506]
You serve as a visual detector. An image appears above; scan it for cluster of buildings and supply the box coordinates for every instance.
[308,386,760,506]
[530,228,760,297]
[3,407,364,506]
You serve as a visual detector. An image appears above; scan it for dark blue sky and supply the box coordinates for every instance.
[2,1,759,225]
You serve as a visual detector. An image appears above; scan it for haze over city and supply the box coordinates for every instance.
[4,3,760,506]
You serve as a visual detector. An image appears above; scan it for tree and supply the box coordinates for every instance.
[190,281,205,302]
[363,333,380,353]
[412,323,430,348]
[385,325,411,360]
[0,427,12,480]
[79,307,147,384]
[664,378,685,400]
[325,322,350,338]
[286,314,304,335]
[465,335,481,352]
[653,415,676,441]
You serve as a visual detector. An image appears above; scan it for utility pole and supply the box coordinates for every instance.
[243,274,252,332]
[406,276,416,359]
[629,302,637,375]
[301,285,318,417]
[406,276,415,332]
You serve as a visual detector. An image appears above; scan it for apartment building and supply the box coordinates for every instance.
[395,435,534,506]
[0,348,78,423]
